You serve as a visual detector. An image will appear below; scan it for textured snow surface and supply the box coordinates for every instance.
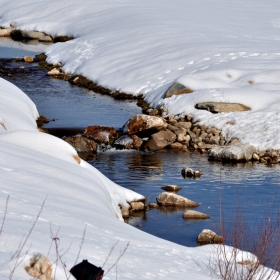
[1,0,280,149]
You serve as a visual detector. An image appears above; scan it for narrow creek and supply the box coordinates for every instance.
[1,41,279,253]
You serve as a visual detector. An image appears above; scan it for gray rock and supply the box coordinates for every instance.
[195,102,250,113]
[182,210,210,219]
[164,82,193,98]
[208,143,256,162]
[156,192,199,207]
[144,130,176,150]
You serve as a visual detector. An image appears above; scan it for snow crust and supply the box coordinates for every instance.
[1,0,280,149]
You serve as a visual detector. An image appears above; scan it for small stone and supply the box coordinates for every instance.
[24,56,34,62]
[119,205,129,218]
[175,122,192,130]
[170,142,183,149]
[47,68,60,75]
[252,152,260,161]
[161,185,182,192]
[182,210,210,220]
[148,203,159,208]
[181,167,202,178]
[129,201,145,211]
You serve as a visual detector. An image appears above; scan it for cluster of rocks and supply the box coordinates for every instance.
[0,23,72,43]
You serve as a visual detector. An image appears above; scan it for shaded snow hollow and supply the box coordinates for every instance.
[1,0,280,150]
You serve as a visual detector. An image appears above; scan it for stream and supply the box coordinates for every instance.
[1,41,279,254]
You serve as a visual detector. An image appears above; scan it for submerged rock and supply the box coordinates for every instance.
[156,192,199,207]
[161,185,182,192]
[182,210,210,220]
[181,167,202,178]
[195,102,250,113]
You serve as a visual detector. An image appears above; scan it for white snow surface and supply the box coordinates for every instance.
[1,0,280,150]
[0,1,280,278]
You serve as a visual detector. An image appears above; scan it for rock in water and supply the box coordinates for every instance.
[182,210,210,219]
[156,192,199,207]
[161,185,182,192]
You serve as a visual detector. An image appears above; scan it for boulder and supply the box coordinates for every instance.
[122,114,166,135]
[195,102,250,113]
[144,130,176,150]
[21,30,46,39]
[156,192,199,207]
[114,134,142,150]
[182,210,210,219]
[63,136,97,153]
[161,185,182,192]
[208,143,257,162]
[164,82,193,98]
[0,28,13,37]
[38,35,53,42]
[196,229,225,245]
[129,201,145,211]
[83,125,119,144]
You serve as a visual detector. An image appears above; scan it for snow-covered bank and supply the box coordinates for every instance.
[1,0,280,150]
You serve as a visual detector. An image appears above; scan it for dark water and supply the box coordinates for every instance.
[1,44,280,260]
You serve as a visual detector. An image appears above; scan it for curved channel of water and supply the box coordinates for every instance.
[1,43,279,255]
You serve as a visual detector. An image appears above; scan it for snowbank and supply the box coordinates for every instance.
[1,0,280,149]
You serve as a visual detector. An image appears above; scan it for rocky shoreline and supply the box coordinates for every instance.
[1,25,280,166]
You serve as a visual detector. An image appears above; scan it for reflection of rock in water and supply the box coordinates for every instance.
[156,206,194,215]
[127,152,163,172]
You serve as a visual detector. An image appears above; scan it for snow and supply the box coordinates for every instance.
[0,0,280,278]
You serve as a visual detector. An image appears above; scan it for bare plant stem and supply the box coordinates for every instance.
[0,195,9,237]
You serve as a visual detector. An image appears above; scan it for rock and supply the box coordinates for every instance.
[195,102,250,113]
[38,35,53,42]
[161,185,182,192]
[21,30,46,39]
[147,108,159,116]
[208,143,257,162]
[174,122,192,130]
[182,210,210,219]
[144,130,176,150]
[181,167,202,178]
[196,229,225,245]
[129,201,145,211]
[122,114,166,135]
[252,152,260,161]
[170,142,183,150]
[164,82,193,98]
[24,56,34,62]
[119,205,130,218]
[148,203,159,208]
[47,68,60,75]
[208,135,220,145]
[114,134,142,150]
[83,126,119,144]
[156,192,199,207]
[0,28,13,37]
[10,22,16,28]
[64,136,97,153]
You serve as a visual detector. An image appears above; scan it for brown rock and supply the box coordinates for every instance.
[64,136,97,153]
[122,114,166,135]
[161,185,182,192]
[195,102,250,113]
[119,205,130,218]
[182,210,210,219]
[164,82,193,98]
[0,28,13,37]
[196,229,225,245]
[83,125,119,144]
[175,122,192,130]
[129,201,145,211]
[148,203,159,208]
[114,134,142,150]
[38,35,53,42]
[144,130,176,150]
[170,142,183,150]
[156,192,199,207]
[24,56,34,62]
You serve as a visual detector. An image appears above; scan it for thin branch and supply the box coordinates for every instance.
[0,195,9,237]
